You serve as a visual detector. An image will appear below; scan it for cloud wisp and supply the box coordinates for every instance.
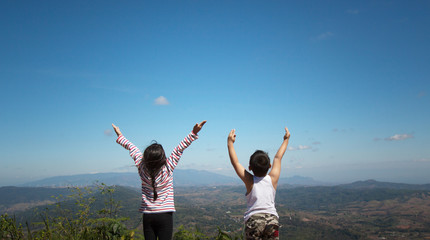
[154,96,169,105]
[288,145,312,151]
[104,129,113,136]
[375,133,414,141]
[418,91,426,98]
[385,133,414,141]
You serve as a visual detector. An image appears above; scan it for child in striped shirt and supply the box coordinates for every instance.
[112,121,206,240]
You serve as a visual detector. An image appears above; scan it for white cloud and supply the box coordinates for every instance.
[286,165,303,169]
[288,145,312,151]
[316,31,333,40]
[384,133,413,141]
[154,96,169,105]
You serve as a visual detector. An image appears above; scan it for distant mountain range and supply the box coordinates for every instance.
[278,175,328,186]
[338,179,430,190]
[19,170,328,188]
[21,171,429,189]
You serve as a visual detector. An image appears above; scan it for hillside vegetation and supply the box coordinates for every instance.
[1,181,430,239]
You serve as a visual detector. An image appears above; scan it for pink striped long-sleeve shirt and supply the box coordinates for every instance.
[116,132,198,213]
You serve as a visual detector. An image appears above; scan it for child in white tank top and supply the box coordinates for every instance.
[227,127,290,240]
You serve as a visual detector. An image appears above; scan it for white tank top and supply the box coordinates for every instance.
[244,175,278,221]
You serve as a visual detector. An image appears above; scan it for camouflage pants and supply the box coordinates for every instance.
[245,213,279,240]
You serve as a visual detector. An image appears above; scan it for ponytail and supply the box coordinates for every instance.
[151,175,158,201]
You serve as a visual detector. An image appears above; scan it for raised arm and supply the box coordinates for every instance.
[269,127,290,189]
[112,123,143,167]
[227,129,253,193]
[166,120,207,172]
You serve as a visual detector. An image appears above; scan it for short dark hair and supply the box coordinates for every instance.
[249,150,270,177]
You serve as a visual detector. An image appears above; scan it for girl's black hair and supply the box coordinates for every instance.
[140,142,166,201]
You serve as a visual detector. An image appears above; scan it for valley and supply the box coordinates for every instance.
[2,181,430,239]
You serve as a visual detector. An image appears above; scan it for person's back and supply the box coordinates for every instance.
[113,121,206,240]
[245,175,277,220]
[227,128,290,240]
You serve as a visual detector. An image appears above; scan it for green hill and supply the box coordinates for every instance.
[2,181,430,239]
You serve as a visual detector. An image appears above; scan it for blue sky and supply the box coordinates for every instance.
[1,0,429,186]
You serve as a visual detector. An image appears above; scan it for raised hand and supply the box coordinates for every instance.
[112,123,122,137]
[228,129,236,144]
[192,120,207,135]
[284,127,290,140]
